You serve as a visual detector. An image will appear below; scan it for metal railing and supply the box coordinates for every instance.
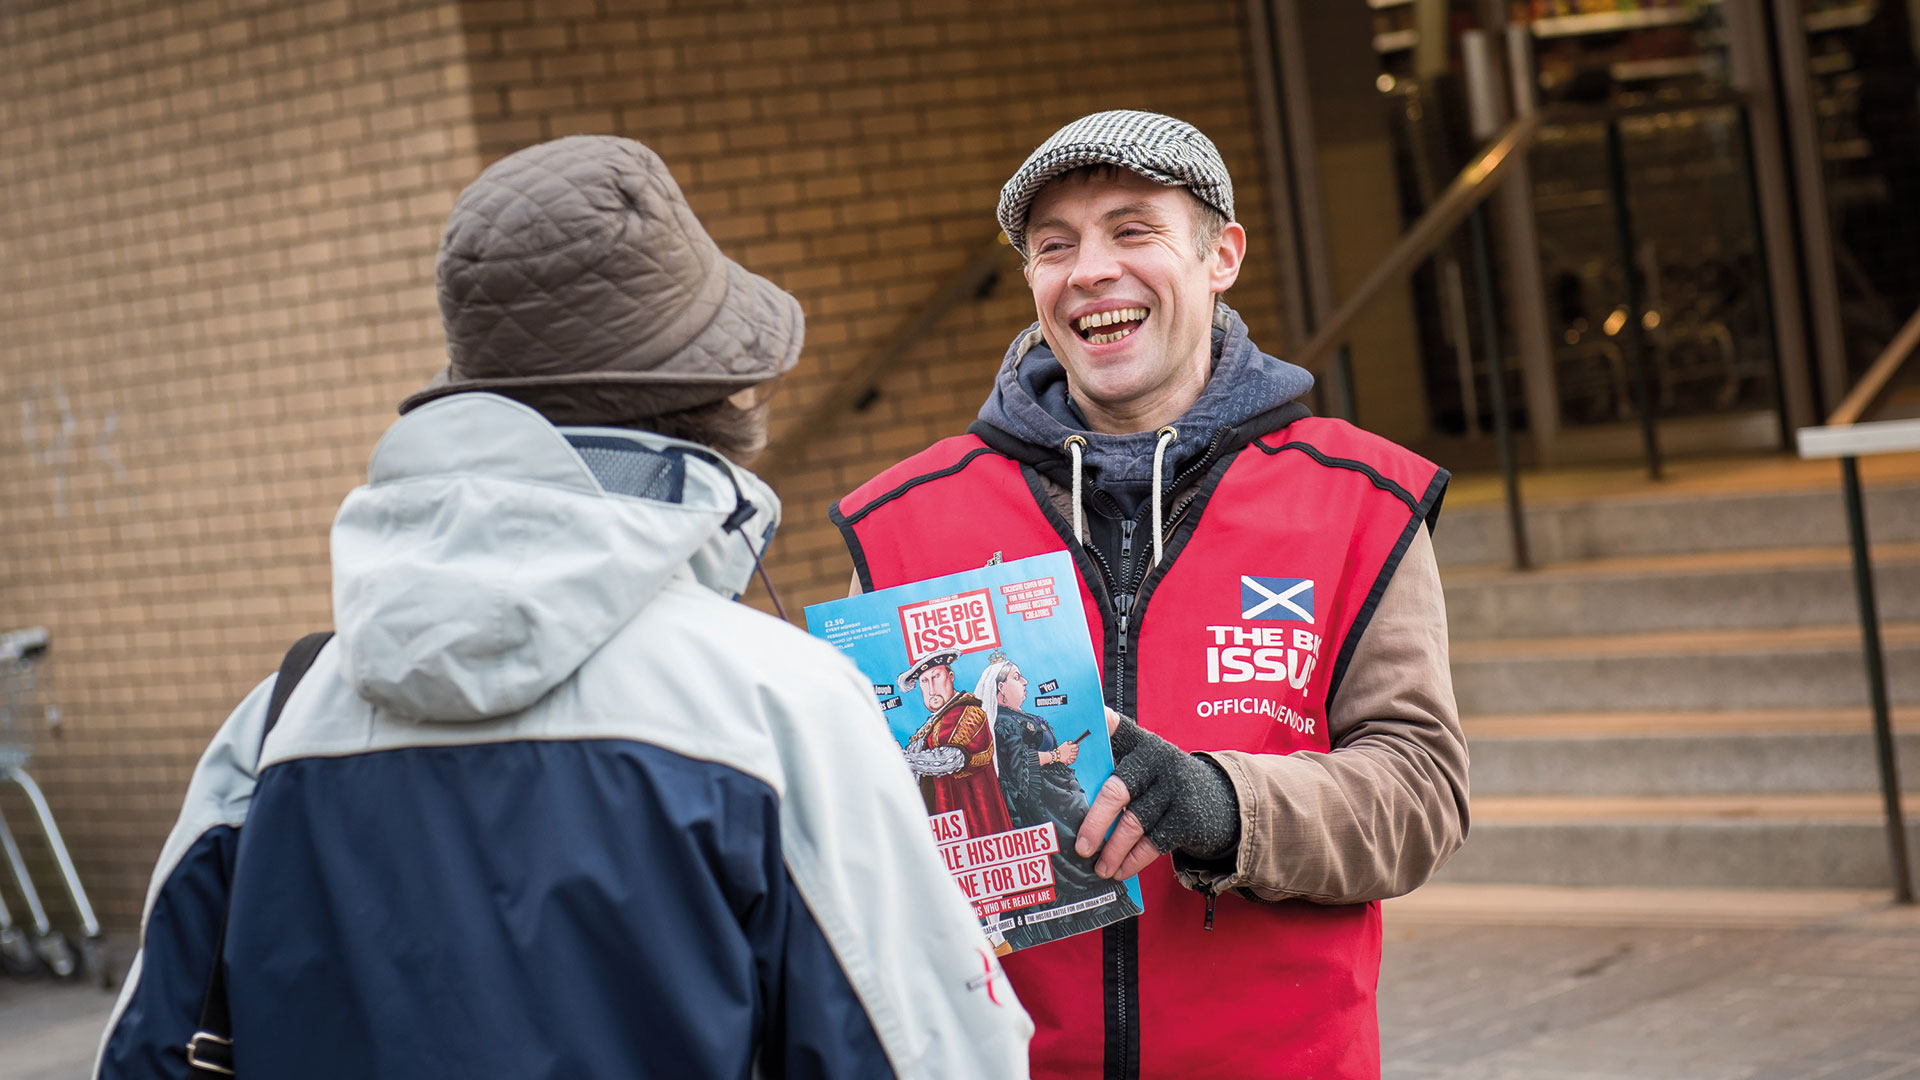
[1822,306,1920,429]
[1287,114,1541,377]
[1795,304,1920,905]
[1291,109,1544,570]
[1298,81,1781,571]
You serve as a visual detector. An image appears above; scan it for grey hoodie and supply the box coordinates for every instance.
[331,394,784,721]
[975,302,1313,513]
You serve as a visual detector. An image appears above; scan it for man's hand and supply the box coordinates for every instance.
[1075,717,1240,879]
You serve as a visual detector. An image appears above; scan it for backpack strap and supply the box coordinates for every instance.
[185,631,334,1077]
[259,632,336,745]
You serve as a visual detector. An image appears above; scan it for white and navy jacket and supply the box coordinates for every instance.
[95,394,1032,1080]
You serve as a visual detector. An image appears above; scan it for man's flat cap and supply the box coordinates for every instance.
[997,110,1235,255]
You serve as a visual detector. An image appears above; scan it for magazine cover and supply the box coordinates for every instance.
[805,551,1144,954]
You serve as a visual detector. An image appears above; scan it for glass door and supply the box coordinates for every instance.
[1793,0,1920,385]
[1518,2,1786,444]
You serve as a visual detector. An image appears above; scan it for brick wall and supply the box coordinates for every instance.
[0,0,482,930]
[1,0,1287,931]
[453,0,1292,611]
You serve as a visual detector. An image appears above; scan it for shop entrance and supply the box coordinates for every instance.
[1249,0,1920,465]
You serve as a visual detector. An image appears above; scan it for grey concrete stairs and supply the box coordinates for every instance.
[1434,474,1920,890]
[1433,482,1920,567]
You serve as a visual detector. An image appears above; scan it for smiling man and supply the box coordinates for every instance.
[831,112,1469,1078]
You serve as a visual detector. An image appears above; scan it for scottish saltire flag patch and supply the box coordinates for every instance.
[1240,576,1314,622]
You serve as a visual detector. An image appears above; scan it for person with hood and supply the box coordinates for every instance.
[830,112,1468,1078]
[94,136,1031,1080]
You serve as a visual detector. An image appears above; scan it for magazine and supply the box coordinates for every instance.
[805,551,1144,954]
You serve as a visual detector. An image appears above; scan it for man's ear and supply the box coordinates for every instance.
[1209,221,1248,295]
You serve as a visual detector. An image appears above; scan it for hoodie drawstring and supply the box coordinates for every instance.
[1066,429,1177,563]
[1064,436,1087,544]
[1152,426,1177,566]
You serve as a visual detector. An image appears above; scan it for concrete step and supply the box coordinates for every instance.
[1443,544,1920,640]
[1438,793,1920,888]
[1466,710,1920,796]
[1386,883,1893,929]
[1437,482,1920,569]
[1450,624,1920,714]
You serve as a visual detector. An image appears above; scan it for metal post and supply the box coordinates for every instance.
[1413,0,1449,79]
[1604,119,1663,480]
[1770,0,1853,410]
[0,814,36,973]
[1244,0,1313,351]
[1463,30,1532,570]
[1335,344,1359,423]
[0,806,52,936]
[1736,104,1795,451]
[1496,22,1564,464]
[1270,0,1339,336]
[1440,259,1482,438]
[1841,456,1915,903]
[1468,205,1532,570]
[1722,0,1819,432]
[5,767,102,938]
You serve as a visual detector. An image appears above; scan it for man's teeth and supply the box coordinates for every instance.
[1075,307,1149,333]
[1087,326,1135,346]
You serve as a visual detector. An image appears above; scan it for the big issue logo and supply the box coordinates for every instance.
[899,588,1001,665]
[1200,575,1321,735]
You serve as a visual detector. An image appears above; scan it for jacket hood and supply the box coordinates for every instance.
[331,393,780,721]
[974,301,1314,485]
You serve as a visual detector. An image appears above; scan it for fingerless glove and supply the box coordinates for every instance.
[1110,717,1241,859]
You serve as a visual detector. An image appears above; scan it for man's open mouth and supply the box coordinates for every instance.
[1075,306,1149,346]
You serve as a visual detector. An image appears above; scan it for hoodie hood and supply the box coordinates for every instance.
[975,302,1313,485]
[330,393,780,721]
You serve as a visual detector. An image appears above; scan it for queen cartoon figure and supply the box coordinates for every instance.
[975,651,1141,946]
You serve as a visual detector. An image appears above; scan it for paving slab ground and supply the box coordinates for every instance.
[1380,887,1920,1080]
[3,889,1917,1079]
[0,977,112,1080]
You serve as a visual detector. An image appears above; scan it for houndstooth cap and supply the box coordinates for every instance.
[997,110,1235,255]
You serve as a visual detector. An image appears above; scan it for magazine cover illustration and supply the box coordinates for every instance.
[806,551,1144,954]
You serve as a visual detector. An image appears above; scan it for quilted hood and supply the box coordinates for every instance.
[331,393,781,721]
[403,136,804,415]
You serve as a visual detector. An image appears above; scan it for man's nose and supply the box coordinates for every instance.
[1067,241,1121,292]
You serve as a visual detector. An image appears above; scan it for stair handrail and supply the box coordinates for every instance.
[1794,301,1920,905]
[1290,112,1542,376]
[1823,302,1920,428]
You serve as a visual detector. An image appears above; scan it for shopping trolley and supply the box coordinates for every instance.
[0,627,107,985]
